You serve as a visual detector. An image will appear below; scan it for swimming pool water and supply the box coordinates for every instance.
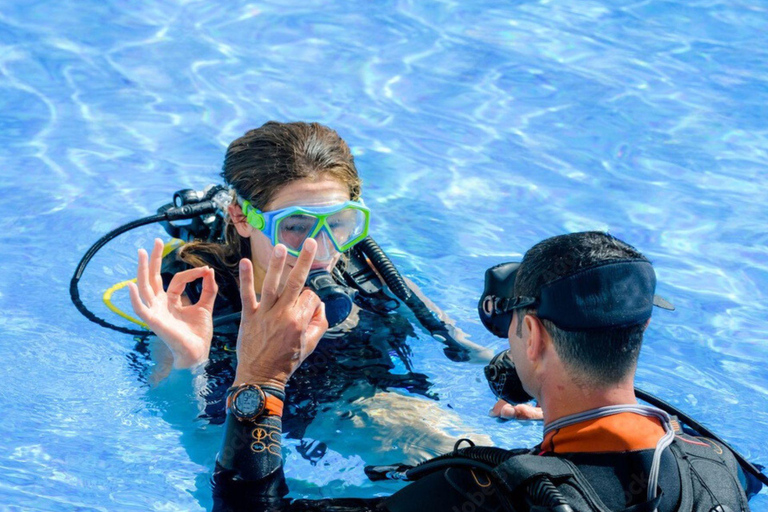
[1,0,767,510]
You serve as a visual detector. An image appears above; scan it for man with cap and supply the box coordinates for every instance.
[212,232,761,511]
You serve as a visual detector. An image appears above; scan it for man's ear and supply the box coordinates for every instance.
[524,314,546,362]
[228,203,252,239]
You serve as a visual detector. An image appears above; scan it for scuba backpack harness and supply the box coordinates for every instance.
[368,403,760,512]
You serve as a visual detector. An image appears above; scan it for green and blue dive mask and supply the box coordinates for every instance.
[238,197,371,258]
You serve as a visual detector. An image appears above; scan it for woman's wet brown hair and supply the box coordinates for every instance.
[178,121,362,281]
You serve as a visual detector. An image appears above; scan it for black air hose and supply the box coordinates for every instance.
[357,237,470,362]
[527,477,574,512]
[70,202,219,335]
[405,445,520,480]
[356,237,412,301]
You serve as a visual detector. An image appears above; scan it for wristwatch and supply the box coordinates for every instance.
[226,384,285,422]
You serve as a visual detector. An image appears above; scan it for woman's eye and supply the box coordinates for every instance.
[283,224,311,233]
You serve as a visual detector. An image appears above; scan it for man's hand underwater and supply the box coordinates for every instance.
[489,399,544,420]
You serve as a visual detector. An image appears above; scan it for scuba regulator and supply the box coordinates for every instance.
[70,184,474,362]
[70,185,232,335]
[305,269,356,329]
[159,184,232,242]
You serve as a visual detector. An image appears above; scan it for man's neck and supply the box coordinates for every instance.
[539,378,637,426]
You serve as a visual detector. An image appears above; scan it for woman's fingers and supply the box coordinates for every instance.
[304,298,328,349]
[198,267,218,312]
[167,266,211,302]
[136,248,155,304]
[259,244,287,310]
[279,239,317,307]
[148,238,165,294]
[128,281,151,322]
[297,289,322,325]
[239,258,259,312]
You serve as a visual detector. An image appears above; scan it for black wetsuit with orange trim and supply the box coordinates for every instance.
[213,411,757,512]
[537,412,682,511]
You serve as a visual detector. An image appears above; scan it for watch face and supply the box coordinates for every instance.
[234,387,265,418]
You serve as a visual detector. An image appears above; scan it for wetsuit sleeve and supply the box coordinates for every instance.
[212,413,385,512]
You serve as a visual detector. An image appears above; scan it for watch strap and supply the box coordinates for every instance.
[263,394,284,417]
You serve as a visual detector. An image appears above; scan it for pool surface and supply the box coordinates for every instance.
[1,0,767,510]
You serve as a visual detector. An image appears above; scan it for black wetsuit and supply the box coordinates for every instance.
[154,250,435,450]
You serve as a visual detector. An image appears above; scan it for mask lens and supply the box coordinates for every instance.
[326,207,367,250]
[277,214,318,252]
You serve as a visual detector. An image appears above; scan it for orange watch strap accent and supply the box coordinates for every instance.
[264,394,284,417]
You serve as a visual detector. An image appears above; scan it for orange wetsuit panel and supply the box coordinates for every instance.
[541,412,665,454]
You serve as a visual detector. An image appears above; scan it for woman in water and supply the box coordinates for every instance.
[127,121,503,468]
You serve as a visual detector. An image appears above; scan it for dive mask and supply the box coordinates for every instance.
[240,199,370,257]
[478,259,675,405]
[477,262,535,338]
[478,260,675,338]
[479,263,536,404]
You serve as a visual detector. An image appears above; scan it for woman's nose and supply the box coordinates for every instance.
[313,230,337,262]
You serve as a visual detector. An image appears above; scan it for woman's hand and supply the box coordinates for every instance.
[489,399,544,420]
[234,239,328,390]
[128,238,218,369]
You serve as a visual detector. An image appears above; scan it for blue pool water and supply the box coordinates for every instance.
[1,0,767,509]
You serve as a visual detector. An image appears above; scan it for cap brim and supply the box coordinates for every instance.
[653,295,675,311]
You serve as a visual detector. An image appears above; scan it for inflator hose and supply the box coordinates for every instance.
[357,237,471,362]
[70,203,218,335]
[407,446,516,480]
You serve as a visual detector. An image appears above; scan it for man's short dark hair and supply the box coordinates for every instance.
[514,232,650,386]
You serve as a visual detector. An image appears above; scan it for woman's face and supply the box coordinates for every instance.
[233,177,352,291]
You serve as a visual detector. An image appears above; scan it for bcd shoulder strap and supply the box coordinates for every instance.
[669,436,750,512]
[493,454,662,512]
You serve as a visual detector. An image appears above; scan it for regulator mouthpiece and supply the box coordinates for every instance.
[305,270,356,328]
